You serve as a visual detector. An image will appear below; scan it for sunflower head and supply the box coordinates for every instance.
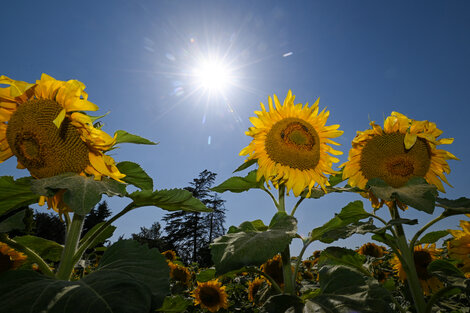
[240,90,343,196]
[447,217,470,275]
[168,262,191,286]
[0,74,125,213]
[302,259,315,270]
[162,250,177,262]
[247,277,265,303]
[358,242,387,258]
[260,254,284,287]
[192,279,229,312]
[341,112,457,197]
[391,244,443,295]
[0,242,27,273]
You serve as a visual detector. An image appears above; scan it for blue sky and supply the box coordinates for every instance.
[1,1,469,256]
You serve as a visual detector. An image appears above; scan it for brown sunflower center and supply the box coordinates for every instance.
[6,99,90,178]
[414,250,433,280]
[265,117,321,170]
[172,267,189,282]
[199,286,221,307]
[360,243,384,258]
[0,254,14,273]
[359,133,431,188]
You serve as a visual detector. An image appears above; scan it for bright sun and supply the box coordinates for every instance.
[193,57,233,93]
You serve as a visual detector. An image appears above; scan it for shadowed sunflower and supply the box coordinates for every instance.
[341,112,457,207]
[162,250,177,262]
[261,254,284,287]
[192,279,229,312]
[0,242,27,273]
[168,262,192,286]
[0,74,125,213]
[240,90,343,196]
[448,216,470,276]
[391,244,443,295]
[358,242,387,258]
[247,277,265,303]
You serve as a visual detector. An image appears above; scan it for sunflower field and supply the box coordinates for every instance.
[0,74,469,313]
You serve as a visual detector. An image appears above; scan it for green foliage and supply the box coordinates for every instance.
[117,161,154,191]
[260,294,304,313]
[129,188,211,212]
[0,240,169,313]
[0,176,39,217]
[79,222,116,251]
[318,247,370,275]
[14,235,63,262]
[156,295,192,312]
[437,197,470,216]
[233,159,257,173]
[114,130,157,145]
[0,210,26,232]
[211,212,297,275]
[196,268,216,282]
[31,173,126,216]
[211,170,265,193]
[367,177,438,214]
[417,230,449,245]
[428,259,467,288]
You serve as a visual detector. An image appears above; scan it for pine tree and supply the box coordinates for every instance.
[131,222,174,252]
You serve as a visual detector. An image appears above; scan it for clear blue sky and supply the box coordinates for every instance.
[1,1,469,256]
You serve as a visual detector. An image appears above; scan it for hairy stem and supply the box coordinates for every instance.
[56,213,85,280]
[409,214,446,248]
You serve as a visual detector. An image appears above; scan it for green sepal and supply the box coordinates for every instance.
[116,161,153,191]
[196,268,216,282]
[129,189,211,212]
[367,177,437,214]
[233,159,257,173]
[156,295,192,312]
[0,240,169,313]
[14,235,63,262]
[437,197,470,216]
[211,212,297,275]
[417,230,449,245]
[0,176,39,217]
[114,130,157,145]
[328,171,345,187]
[88,111,110,123]
[310,201,370,242]
[211,170,265,193]
[0,210,26,233]
[31,173,126,216]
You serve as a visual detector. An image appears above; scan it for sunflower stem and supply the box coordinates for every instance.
[277,185,286,212]
[389,203,427,313]
[290,197,305,216]
[281,246,294,295]
[293,237,313,289]
[0,233,54,277]
[56,213,85,280]
[409,214,446,249]
[261,185,279,208]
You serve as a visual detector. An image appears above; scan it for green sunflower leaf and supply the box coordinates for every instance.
[156,295,192,312]
[79,222,116,251]
[228,219,268,233]
[318,247,369,276]
[31,173,127,216]
[428,259,467,288]
[211,170,265,193]
[417,230,450,245]
[14,235,63,262]
[0,239,169,313]
[260,295,304,313]
[0,210,26,233]
[114,130,157,145]
[310,201,371,242]
[129,189,211,212]
[437,197,470,216]
[233,159,258,173]
[117,161,153,191]
[367,177,438,214]
[328,171,345,187]
[0,176,39,217]
[211,212,297,275]
[196,268,216,282]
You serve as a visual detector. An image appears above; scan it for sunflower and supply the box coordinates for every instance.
[247,277,265,303]
[240,90,343,196]
[162,249,177,262]
[192,279,229,312]
[447,216,470,276]
[341,112,457,197]
[0,74,125,213]
[391,244,443,295]
[0,242,27,273]
[260,254,284,287]
[358,242,387,258]
[168,262,191,286]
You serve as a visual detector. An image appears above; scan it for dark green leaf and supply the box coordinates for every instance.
[0,240,169,313]
[417,230,449,245]
[318,247,369,276]
[371,233,396,247]
[31,173,126,216]
[117,161,153,191]
[14,235,63,262]
[114,130,157,145]
[129,189,211,212]
[156,295,192,312]
[211,170,265,193]
[319,219,378,244]
[211,212,297,275]
[437,197,470,216]
[428,259,468,290]
[261,295,304,313]
[0,176,39,217]
[228,219,268,233]
[328,171,345,187]
[196,268,216,282]
[0,210,26,232]
[233,159,257,173]
[367,177,437,214]
[79,222,116,250]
